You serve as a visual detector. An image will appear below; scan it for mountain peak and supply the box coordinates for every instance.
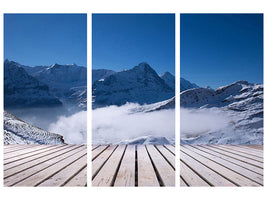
[160,71,174,78]
[132,62,159,76]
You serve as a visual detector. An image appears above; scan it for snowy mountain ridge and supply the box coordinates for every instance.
[92,62,175,107]
[4,60,62,108]
[180,80,263,145]
[4,110,65,145]
[4,60,87,109]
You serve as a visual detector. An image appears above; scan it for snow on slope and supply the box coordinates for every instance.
[129,96,175,113]
[180,77,199,92]
[92,62,174,107]
[4,60,62,108]
[180,81,263,145]
[4,110,65,145]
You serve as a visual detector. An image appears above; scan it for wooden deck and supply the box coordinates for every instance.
[92,145,175,186]
[4,144,87,187]
[180,145,263,187]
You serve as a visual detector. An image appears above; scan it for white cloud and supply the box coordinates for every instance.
[180,107,233,139]
[48,111,87,144]
[92,103,175,144]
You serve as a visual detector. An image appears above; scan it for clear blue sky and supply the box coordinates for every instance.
[92,14,175,75]
[181,14,263,89]
[4,14,87,67]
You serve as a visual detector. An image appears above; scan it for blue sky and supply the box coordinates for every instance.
[92,14,175,75]
[181,14,263,89]
[4,14,87,67]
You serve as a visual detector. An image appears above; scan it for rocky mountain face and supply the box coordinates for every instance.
[160,72,175,90]
[92,69,116,84]
[180,77,199,92]
[92,62,175,107]
[4,60,87,109]
[4,60,62,108]
[4,110,65,145]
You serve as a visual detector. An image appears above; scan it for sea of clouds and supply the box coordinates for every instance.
[92,103,175,144]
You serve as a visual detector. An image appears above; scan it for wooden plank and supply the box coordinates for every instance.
[4,145,84,186]
[4,145,54,160]
[4,145,49,156]
[13,148,87,186]
[4,145,75,178]
[92,145,100,151]
[92,145,109,160]
[213,145,263,163]
[64,166,87,187]
[180,160,210,186]
[207,146,263,168]
[137,145,159,187]
[114,145,135,186]
[225,145,263,158]
[180,177,187,187]
[4,145,32,153]
[92,145,117,178]
[186,145,263,185]
[164,145,175,155]
[198,145,263,175]
[146,145,175,186]
[92,145,126,186]
[181,146,260,186]
[37,153,87,186]
[155,145,175,169]
[180,150,236,186]
[244,145,263,150]
[4,145,65,169]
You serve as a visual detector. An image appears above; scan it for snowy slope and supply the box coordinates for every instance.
[160,72,175,90]
[4,60,62,108]
[180,77,199,92]
[92,62,175,107]
[129,96,175,113]
[180,81,263,145]
[4,110,65,145]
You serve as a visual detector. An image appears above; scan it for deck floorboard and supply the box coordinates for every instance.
[4,145,87,187]
[181,145,263,187]
[92,145,175,187]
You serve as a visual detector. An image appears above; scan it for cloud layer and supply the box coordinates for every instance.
[48,111,87,144]
[92,103,175,144]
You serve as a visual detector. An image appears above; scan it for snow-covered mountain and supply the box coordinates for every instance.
[92,62,175,107]
[4,60,62,108]
[160,72,175,90]
[180,80,263,145]
[4,110,65,145]
[4,60,87,109]
[129,96,175,113]
[92,69,116,83]
[26,63,87,109]
[180,77,199,92]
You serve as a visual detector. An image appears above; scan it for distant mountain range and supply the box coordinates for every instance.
[4,59,87,109]
[92,62,175,107]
